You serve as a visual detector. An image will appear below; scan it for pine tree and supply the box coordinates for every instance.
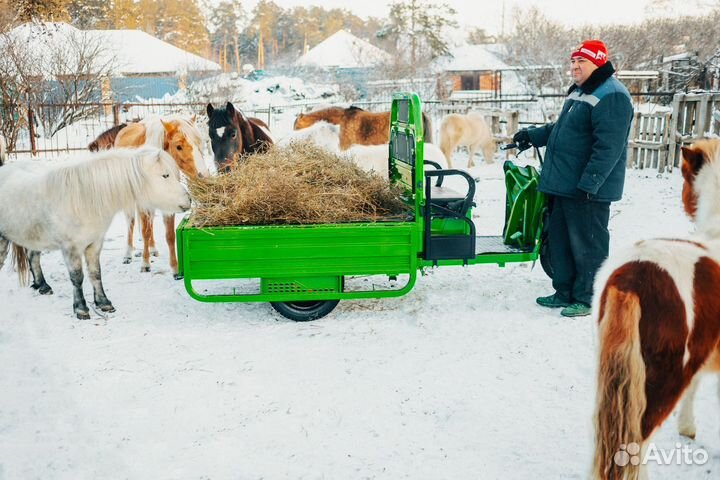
[157,0,210,57]
[248,0,282,66]
[67,0,108,29]
[209,0,245,71]
[380,0,457,64]
[17,0,70,23]
[107,0,140,29]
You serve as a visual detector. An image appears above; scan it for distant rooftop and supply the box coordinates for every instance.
[6,22,220,76]
[296,29,391,69]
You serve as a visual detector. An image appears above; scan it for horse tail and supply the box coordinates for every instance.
[422,112,433,144]
[10,243,29,286]
[593,286,646,480]
[88,123,127,152]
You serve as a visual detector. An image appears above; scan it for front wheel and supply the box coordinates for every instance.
[270,300,340,321]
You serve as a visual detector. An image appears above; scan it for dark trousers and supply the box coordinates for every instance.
[547,195,610,306]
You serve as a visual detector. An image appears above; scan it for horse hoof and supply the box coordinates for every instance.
[31,283,39,290]
[173,273,184,281]
[140,266,150,273]
[679,429,696,440]
[39,285,53,295]
[98,303,115,313]
[122,257,132,264]
[76,311,91,320]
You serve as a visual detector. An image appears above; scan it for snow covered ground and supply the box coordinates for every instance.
[0,149,718,480]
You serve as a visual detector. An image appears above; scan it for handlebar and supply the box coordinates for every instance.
[501,141,532,153]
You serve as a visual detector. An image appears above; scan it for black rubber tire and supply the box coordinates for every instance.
[270,300,340,321]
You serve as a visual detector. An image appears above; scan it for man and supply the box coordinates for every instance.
[513,40,633,317]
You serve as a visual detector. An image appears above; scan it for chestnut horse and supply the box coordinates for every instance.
[592,139,720,480]
[206,102,273,172]
[113,115,207,278]
[293,106,433,150]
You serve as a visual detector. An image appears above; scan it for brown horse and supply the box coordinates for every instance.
[293,106,433,150]
[206,102,273,172]
[591,139,720,480]
[112,115,207,278]
[88,124,127,152]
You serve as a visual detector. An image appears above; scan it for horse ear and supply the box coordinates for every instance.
[161,120,174,133]
[160,120,173,150]
[226,102,236,116]
[206,104,214,117]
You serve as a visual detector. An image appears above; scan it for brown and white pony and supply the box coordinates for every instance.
[592,139,720,480]
[439,112,496,168]
[293,106,433,151]
[88,124,127,152]
[113,115,207,278]
[206,102,273,172]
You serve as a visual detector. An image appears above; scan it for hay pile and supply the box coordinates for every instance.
[187,141,410,227]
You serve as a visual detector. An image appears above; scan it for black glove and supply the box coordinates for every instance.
[512,129,531,146]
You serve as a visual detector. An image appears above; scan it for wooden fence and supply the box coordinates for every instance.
[666,92,720,171]
[627,111,671,170]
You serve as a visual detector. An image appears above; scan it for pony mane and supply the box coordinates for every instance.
[141,115,166,149]
[174,118,202,147]
[45,148,153,219]
[306,106,346,116]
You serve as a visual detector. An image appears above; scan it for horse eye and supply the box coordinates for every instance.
[231,132,237,138]
[176,145,182,151]
[162,173,170,179]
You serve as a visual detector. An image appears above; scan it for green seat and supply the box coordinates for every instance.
[502,161,545,248]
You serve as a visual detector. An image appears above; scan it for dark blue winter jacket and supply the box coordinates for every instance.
[527,62,633,202]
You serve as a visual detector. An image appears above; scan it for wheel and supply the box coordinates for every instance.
[270,300,340,321]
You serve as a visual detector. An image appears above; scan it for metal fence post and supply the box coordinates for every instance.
[28,107,37,157]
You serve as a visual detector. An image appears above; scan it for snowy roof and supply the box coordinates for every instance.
[5,22,220,77]
[433,44,511,72]
[296,29,391,69]
[92,29,220,75]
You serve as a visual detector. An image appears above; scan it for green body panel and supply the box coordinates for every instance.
[177,92,546,306]
[177,218,418,302]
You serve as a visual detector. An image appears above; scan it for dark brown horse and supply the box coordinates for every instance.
[88,124,127,152]
[206,102,273,172]
[293,106,433,150]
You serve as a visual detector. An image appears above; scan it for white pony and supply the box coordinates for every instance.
[439,112,496,168]
[343,142,447,178]
[278,121,341,152]
[0,147,191,319]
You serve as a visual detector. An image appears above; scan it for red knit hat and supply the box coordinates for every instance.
[570,40,608,67]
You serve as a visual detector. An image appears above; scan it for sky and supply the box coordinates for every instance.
[232,0,711,36]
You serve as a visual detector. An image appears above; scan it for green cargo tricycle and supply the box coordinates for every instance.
[176,92,547,321]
